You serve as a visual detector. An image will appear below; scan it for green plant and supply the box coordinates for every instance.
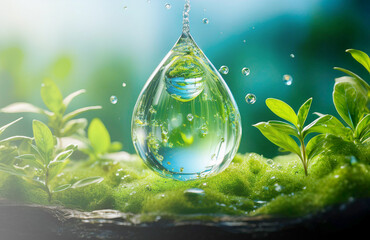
[80,118,123,161]
[0,119,103,202]
[312,49,370,144]
[253,98,329,176]
[0,117,32,165]
[0,78,102,147]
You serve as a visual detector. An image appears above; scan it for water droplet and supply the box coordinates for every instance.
[218,65,229,75]
[184,188,205,197]
[290,53,295,58]
[243,40,246,43]
[110,95,118,104]
[245,93,256,104]
[122,82,127,87]
[241,67,250,76]
[202,18,209,24]
[187,113,194,122]
[131,6,242,181]
[165,3,171,9]
[274,183,282,192]
[283,74,293,86]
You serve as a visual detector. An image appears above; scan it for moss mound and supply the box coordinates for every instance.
[1,142,369,221]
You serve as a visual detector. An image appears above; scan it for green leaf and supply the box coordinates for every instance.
[333,76,368,129]
[346,49,370,74]
[32,120,54,164]
[40,78,65,114]
[0,117,23,136]
[63,89,86,107]
[0,136,32,144]
[355,114,370,141]
[0,103,52,116]
[265,120,299,138]
[48,160,69,181]
[61,118,88,137]
[302,114,351,140]
[71,176,104,188]
[265,98,298,126]
[15,154,45,170]
[51,55,73,79]
[306,134,328,162]
[52,149,74,162]
[334,67,370,95]
[297,98,312,130]
[253,122,301,156]
[62,106,102,122]
[0,163,26,177]
[52,184,71,193]
[88,118,111,155]
[108,141,123,152]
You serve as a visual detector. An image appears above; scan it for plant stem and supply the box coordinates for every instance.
[45,168,52,203]
[299,137,308,176]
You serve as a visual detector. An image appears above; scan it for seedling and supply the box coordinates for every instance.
[0,120,103,202]
[314,49,370,144]
[1,78,102,146]
[254,98,330,176]
[80,118,123,161]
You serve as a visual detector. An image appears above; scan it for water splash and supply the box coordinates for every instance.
[182,0,191,33]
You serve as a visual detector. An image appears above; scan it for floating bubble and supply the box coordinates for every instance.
[283,74,293,86]
[202,18,209,24]
[245,93,256,104]
[110,96,118,104]
[165,3,171,9]
[241,67,250,76]
[187,113,194,122]
[218,65,229,75]
[122,82,127,87]
[290,53,295,58]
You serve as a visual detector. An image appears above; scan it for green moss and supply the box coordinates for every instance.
[0,142,369,221]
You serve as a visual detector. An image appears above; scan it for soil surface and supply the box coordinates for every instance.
[0,198,369,240]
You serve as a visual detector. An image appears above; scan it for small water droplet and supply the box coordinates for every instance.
[110,96,118,104]
[200,124,208,137]
[165,3,171,9]
[274,183,282,192]
[241,67,250,76]
[245,93,256,104]
[218,65,229,75]
[290,53,295,58]
[122,82,127,87]
[184,188,205,198]
[202,18,209,24]
[123,6,128,11]
[187,113,194,122]
[283,74,293,86]
[243,40,246,43]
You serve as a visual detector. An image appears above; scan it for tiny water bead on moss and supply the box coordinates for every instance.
[131,0,242,181]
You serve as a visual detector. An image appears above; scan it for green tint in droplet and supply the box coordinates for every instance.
[218,65,229,75]
[131,4,241,181]
[245,93,256,104]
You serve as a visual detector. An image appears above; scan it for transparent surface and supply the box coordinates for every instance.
[131,32,242,180]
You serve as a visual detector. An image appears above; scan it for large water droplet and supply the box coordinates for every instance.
[283,74,293,86]
[132,32,241,180]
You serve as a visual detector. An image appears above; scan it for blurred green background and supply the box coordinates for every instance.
[0,0,369,158]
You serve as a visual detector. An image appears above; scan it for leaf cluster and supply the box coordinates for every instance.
[1,78,101,141]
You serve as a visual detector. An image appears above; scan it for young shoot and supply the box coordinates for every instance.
[0,78,102,148]
[0,120,104,203]
[254,98,330,176]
